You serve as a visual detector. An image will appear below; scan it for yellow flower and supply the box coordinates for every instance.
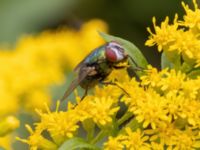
[180,99,200,126]
[146,0,200,67]
[158,69,186,93]
[121,66,200,130]
[134,90,168,129]
[164,93,185,122]
[140,65,167,87]
[0,135,12,150]
[181,0,200,31]
[119,77,142,110]
[104,128,150,150]
[141,67,187,95]
[145,15,179,52]
[104,136,125,150]
[169,30,200,60]
[18,102,80,147]
[35,102,79,145]
[94,85,122,101]
[76,95,120,126]
[123,128,150,150]
[181,79,199,99]
[0,116,20,137]
[17,124,57,150]
[146,123,200,150]
[89,97,119,126]
[172,127,200,150]
[150,142,164,150]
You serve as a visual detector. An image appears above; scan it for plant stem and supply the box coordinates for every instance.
[90,130,106,144]
[117,111,133,126]
[87,127,94,142]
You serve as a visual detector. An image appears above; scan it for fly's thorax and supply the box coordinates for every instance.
[105,41,128,62]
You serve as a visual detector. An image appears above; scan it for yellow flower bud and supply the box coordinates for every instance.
[0,116,20,136]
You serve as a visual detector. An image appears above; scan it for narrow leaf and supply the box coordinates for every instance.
[58,137,100,150]
[161,52,173,69]
[161,51,181,70]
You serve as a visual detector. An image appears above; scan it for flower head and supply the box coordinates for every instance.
[104,136,125,150]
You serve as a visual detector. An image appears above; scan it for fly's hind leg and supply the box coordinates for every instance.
[81,87,88,100]
[72,87,88,109]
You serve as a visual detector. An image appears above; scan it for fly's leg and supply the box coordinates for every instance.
[100,81,130,97]
[113,66,127,69]
[72,87,88,109]
[81,87,88,100]
[113,64,143,72]
[128,55,144,71]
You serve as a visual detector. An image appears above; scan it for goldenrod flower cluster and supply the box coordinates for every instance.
[146,0,200,68]
[12,0,200,149]
[0,19,107,149]
[19,66,200,149]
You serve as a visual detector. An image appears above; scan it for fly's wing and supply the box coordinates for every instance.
[74,45,105,73]
[61,66,95,102]
[73,50,95,73]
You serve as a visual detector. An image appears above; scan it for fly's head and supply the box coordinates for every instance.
[105,41,128,63]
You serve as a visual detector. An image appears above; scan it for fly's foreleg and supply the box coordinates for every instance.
[113,64,143,72]
[128,55,144,71]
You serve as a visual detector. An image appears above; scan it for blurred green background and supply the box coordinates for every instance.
[0,0,191,67]
[0,0,192,149]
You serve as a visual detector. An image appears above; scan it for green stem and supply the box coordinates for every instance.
[117,111,133,126]
[87,127,94,142]
[90,130,106,144]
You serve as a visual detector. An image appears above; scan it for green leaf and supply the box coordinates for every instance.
[99,32,148,69]
[161,51,181,70]
[161,52,174,69]
[58,137,100,150]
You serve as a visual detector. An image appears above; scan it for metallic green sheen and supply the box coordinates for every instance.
[84,45,106,64]
[79,45,113,89]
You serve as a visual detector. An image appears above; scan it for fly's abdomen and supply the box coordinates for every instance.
[79,61,112,89]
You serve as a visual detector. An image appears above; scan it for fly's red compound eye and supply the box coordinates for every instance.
[105,41,126,62]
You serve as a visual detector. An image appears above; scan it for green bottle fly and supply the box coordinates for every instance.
[61,41,129,101]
